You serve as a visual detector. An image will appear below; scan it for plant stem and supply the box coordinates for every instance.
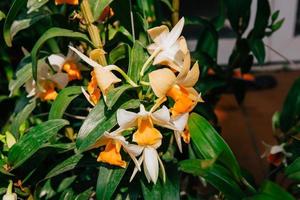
[6,180,13,195]
[140,48,161,77]
[80,0,107,66]
[172,0,180,26]
[107,65,139,87]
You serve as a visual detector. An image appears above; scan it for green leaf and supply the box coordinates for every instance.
[279,77,300,132]
[74,188,93,200]
[105,84,133,109]
[57,176,77,193]
[89,0,113,21]
[45,154,84,179]
[109,43,130,64]
[11,14,49,41]
[140,164,180,200]
[244,181,295,200]
[27,0,49,14]
[9,58,45,96]
[96,165,127,200]
[223,0,251,35]
[285,157,300,181]
[248,39,265,65]
[185,16,219,59]
[211,0,225,31]
[188,113,241,179]
[128,41,148,82]
[10,99,36,138]
[272,10,280,22]
[271,19,284,32]
[0,11,6,21]
[49,86,82,120]
[8,119,69,169]
[77,99,140,152]
[31,27,94,80]
[3,0,27,46]
[179,159,245,200]
[251,0,271,38]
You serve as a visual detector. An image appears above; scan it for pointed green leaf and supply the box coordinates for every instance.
[31,27,95,80]
[8,119,69,169]
[49,86,82,120]
[105,84,133,109]
[88,0,114,21]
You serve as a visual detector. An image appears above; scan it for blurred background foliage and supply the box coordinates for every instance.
[1,0,300,199]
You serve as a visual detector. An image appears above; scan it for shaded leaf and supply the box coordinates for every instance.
[249,39,265,65]
[105,84,133,109]
[49,86,82,120]
[31,27,94,80]
[27,0,49,14]
[128,41,148,82]
[96,165,127,200]
[109,43,130,64]
[89,0,114,21]
[285,157,300,181]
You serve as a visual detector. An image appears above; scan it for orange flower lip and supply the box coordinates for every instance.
[38,80,58,101]
[55,0,79,5]
[62,61,82,81]
[87,70,101,105]
[97,139,127,168]
[133,117,162,146]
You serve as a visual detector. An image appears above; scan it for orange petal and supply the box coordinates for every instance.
[55,0,78,5]
[97,140,127,168]
[38,80,58,101]
[133,117,162,146]
[181,126,190,144]
[87,70,101,105]
[63,61,82,81]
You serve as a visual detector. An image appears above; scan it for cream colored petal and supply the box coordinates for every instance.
[124,144,144,171]
[38,63,51,80]
[162,17,184,49]
[172,113,189,132]
[144,147,159,184]
[48,54,66,71]
[25,79,36,97]
[153,50,182,72]
[117,109,139,129]
[178,36,188,54]
[81,87,95,106]
[147,25,169,43]
[174,131,183,153]
[180,61,200,88]
[176,52,191,82]
[50,72,69,89]
[67,45,81,62]
[69,46,102,68]
[157,154,166,183]
[270,145,284,155]
[147,43,159,55]
[149,68,176,97]
[94,66,121,94]
[152,106,175,130]
[130,153,144,182]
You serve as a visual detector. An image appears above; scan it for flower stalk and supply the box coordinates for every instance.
[140,48,161,77]
[107,65,139,87]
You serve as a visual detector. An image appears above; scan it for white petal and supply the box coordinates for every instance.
[147,25,169,44]
[163,17,184,49]
[117,109,138,128]
[152,106,175,130]
[270,145,284,154]
[130,154,144,182]
[144,147,159,184]
[174,131,183,153]
[48,54,66,71]
[172,113,189,132]
[124,144,144,171]
[50,72,69,89]
[69,46,102,68]
[157,155,166,183]
[81,87,95,106]
[180,61,200,88]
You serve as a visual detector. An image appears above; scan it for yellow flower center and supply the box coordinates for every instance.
[38,80,58,101]
[181,126,190,144]
[97,139,127,168]
[166,85,195,116]
[133,117,162,146]
[55,0,79,5]
[87,70,101,105]
[63,61,82,81]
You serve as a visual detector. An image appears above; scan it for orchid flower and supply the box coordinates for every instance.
[55,0,78,5]
[116,103,176,184]
[48,46,82,81]
[25,62,69,101]
[68,46,137,104]
[94,131,142,169]
[261,142,292,167]
[140,17,187,76]
[149,52,203,117]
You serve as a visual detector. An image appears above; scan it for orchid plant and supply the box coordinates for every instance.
[0,0,294,199]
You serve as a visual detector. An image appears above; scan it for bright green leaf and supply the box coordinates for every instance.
[105,84,133,109]
[8,119,69,169]
[27,0,49,14]
[128,41,148,82]
[0,11,6,21]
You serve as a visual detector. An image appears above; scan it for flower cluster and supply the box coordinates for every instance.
[23,17,203,184]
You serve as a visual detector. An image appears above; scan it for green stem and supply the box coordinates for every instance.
[140,48,161,77]
[108,65,139,87]
[6,180,13,195]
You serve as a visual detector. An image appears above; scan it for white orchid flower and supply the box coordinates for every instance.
[93,130,142,169]
[25,62,69,101]
[140,17,187,76]
[69,46,137,104]
[116,104,176,184]
[48,45,82,81]
[261,142,292,167]
[149,52,203,117]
